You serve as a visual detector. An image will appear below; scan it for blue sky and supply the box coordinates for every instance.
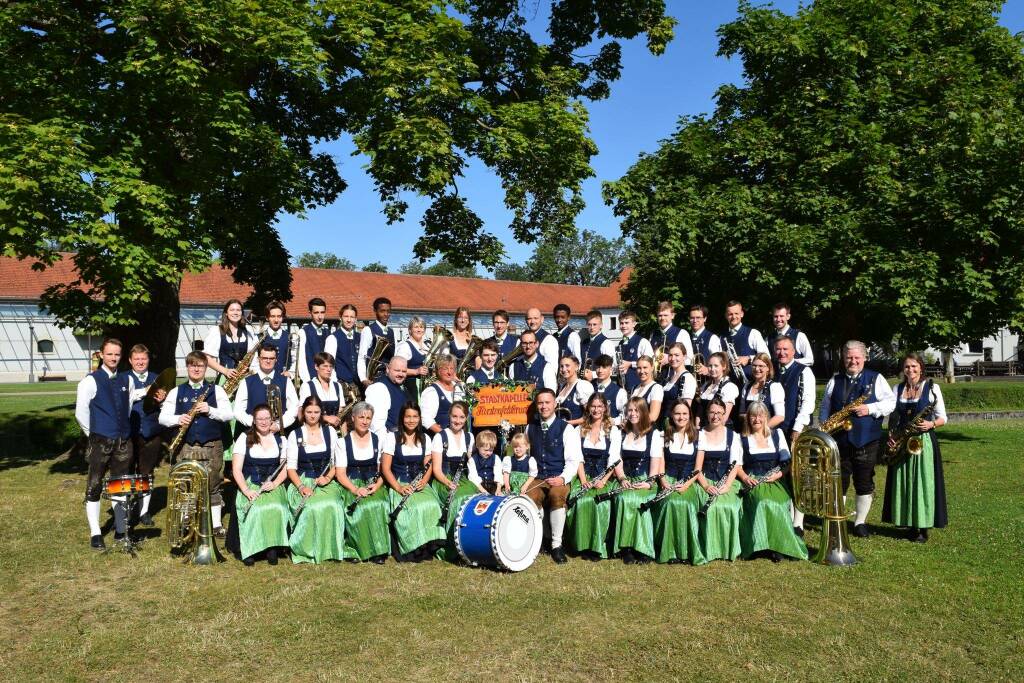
[276,1,1024,273]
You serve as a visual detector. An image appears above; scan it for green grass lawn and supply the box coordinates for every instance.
[0,420,1021,681]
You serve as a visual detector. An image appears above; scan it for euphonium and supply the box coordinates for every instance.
[420,325,454,390]
[365,336,392,381]
[266,383,283,426]
[456,335,484,380]
[166,460,224,565]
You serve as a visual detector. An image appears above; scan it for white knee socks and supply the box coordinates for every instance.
[854,494,873,526]
[86,500,101,536]
[211,504,222,529]
[549,508,566,549]
[140,493,151,516]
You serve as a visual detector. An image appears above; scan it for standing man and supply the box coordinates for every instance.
[76,338,134,550]
[324,303,361,388]
[773,336,817,536]
[580,310,617,382]
[525,307,559,369]
[126,344,167,527]
[358,297,396,386]
[297,297,330,383]
[159,352,235,538]
[723,300,769,380]
[233,344,299,434]
[487,309,519,360]
[818,340,896,538]
[592,354,627,425]
[768,302,814,367]
[616,311,653,393]
[511,330,557,390]
[688,304,722,377]
[650,301,693,368]
[524,389,582,564]
[552,304,582,362]
[364,356,411,436]
[262,301,293,378]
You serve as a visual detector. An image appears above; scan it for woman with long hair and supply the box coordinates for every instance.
[567,393,621,560]
[660,342,697,425]
[738,352,784,431]
[695,397,743,562]
[609,397,663,564]
[203,298,255,382]
[694,352,739,428]
[231,404,290,566]
[449,307,475,365]
[554,355,594,426]
[629,356,664,425]
[430,401,477,561]
[651,401,705,565]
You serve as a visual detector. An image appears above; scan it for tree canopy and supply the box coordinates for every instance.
[295,252,356,270]
[494,228,629,286]
[604,0,1024,349]
[399,259,480,278]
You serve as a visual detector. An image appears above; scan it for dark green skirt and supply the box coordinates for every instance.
[567,479,614,558]
[882,431,945,529]
[433,478,481,561]
[287,478,345,564]
[651,477,707,565]
[234,478,290,560]
[339,478,391,561]
[387,485,446,556]
[698,480,742,562]
[610,479,657,559]
[739,480,807,560]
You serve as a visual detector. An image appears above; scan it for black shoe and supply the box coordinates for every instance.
[793,526,804,538]
[621,549,636,565]
[114,531,126,542]
[213,527,227,540]
[243,557,255,567]
[921,529,929,542]
[852,523,869,538]
[266,548,278,566]
[770,551,783,563]
[139,513,154,527]
[635,553,652,564]
[371,555,387,565]
[551,546,568,564]
[90,535,105,551]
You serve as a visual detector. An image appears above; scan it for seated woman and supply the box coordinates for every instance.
[381,403,446,562]
[468,430,504,495]
[695,397,743,562]
[429,401,478,561]
[286,396,345,564]
[610,397,664,564]
[502,433,537,495]
[737,402,807,562]
[568,393,622,561]
[231,404,290,566]
[651,401,706,565]
[694,352,739,428]
[335,401,390,564]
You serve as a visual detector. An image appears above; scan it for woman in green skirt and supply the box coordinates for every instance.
[382,403,446,562]
[501,432,537,494]
[286,396,346,564]
[611,395,663,564]
[336,401,390,564]
[651,401,706,565]
[568,393,622,560]
[695,397,743,562]
[430,401,478,561]
[882,352,948,543]
[231,404,290,566]
[737,403,807,562]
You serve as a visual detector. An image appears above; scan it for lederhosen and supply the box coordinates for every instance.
[84,369,134,503]
[829,371,882,496]
[173,381,226,505]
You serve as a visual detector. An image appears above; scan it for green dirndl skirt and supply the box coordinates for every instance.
[610,478,657,559]
[287,478,345,564]
[507,471,532,495]
[651,477,707,565]
[739,479,808,560]
[567,479,615,558]
[387,485,446,556]
[339,479,391,561]
[698,480,743,562]
[882,431,944,529]
[235,479,290,560]
[433,478,480,561]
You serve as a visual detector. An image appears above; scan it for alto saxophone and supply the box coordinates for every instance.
[881,399,936,466]
[819,394,869,434]
[223,323,269,398]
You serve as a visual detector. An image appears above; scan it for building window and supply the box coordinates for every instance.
[967,340,983,354]
[37,339,55,354]
[983,347,993,362]
[609,316,618,330]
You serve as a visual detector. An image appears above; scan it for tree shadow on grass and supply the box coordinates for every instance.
[0,407,83,472]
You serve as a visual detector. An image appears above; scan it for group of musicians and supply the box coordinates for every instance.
[76,296,948,564]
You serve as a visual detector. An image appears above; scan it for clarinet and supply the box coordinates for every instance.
[239,459,287,522]
[440,455,469,520]
[567,459,621,509]
[698,462,739,517]
[739,465,783,497]
[389,460,431,523]
[638,469,701,512]
[345,464,382,514]
[594,473,662,503]
[292,455,333,523]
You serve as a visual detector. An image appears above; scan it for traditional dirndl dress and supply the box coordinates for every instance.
[504,455,536,494]
[882,381,948,530]
[386,435,446,559]
[429,429,477,561]
[568,426,621,559]
[738,430,807,560]
[233,434,290,561]
[338,431,391,561]
[610,430,662,560]
[287,425,345,564]
[697,428,743,562]
[652,432,705,565]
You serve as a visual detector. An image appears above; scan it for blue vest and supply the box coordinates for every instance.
[302,323,329,378]
[405,340,427,370]
[892,380,933,432]
[219,328,251,369]
[431,384,453,430]
[439,429,470,476]
[829,370,882,448]
[619,334,643,392]
[650,325,681,351]
[366,322,396,377]
[472,452,499,483]
[491,334,518,358]
[173,382,222,445]
[392,435,428,483]
[554,326,576,360]
[620,430,655,478]
[739,380,779,421]
[600,381,623,418]
[265,329,290,375]
[726,325,757,380]
[88,369,131,440]
[129,372,162,439]
[514,354,548,389]
[662,371,692,415]
[769,326,805,360]
[509,456,532,474]
[469,368,498,386]
[742,431,786,477]
[375,377,409,431]
[343,432,380,481]
[664,436,697,480]
[580,430,612,479]
[691,328,715,361]
[331,329,360,384]
[775,362,804,434]
[448,338,468,362]
[701,428,735,480]
[307,379,341,416]
[528,418,569,479]
[295,425,333,478]
[583,333,607,366]
[559,382,585,421]
[243,373,290,417]
[241,434,284,483]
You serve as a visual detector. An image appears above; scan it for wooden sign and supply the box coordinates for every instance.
[472,384,533,427]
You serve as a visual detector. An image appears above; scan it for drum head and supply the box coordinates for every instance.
[491,495,542,572]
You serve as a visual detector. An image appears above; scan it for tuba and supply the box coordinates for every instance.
[495,344,525,376]
[166,460,224,565]
[456,335,484,380]
[365,336,392,382]
[420,326,454,390]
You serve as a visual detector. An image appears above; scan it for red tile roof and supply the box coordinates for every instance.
[0,254,623,314]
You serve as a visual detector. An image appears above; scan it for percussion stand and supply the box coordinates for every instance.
[101,486,147,558]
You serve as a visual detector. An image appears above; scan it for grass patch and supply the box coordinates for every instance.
[0,421,1021,680]
[0,381,78,394]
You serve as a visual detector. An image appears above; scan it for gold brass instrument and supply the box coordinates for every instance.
[652,345,666,378]
[692,352,706,378]
[164,384,214,458]
[881,399,936,466]
[819,393,869,434]
[495,344,525,376]
[456,335,484,380]
[791,428,856,566]
[223,322,268,398]
[365,336,392,382]
[421,325,453,379]
[166,459,224,565]
[331,382,362,436]
[288,330,302,390]
[266,383,283,427]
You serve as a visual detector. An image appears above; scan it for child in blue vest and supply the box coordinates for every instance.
[502,433,537,495]
[468,430,504,495]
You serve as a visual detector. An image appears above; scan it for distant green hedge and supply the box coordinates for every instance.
[812,381,1022,413]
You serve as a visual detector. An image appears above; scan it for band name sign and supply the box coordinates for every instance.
[472,385,532,426]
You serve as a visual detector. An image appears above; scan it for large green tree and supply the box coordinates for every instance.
[494,227,628,286]
[0,0,673,367]
[605,0,1024,361]
[295,252,356,270]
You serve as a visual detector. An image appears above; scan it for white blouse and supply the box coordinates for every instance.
[298,379,347,409]
[430,429,475,458]
[743,429,791,461]
[232,433,286,464]
[502,455,539,476]
[335,431,379,468]
[662,371,698,401]
[557,379,595,409]
[630,381,665,404]
[285,425,339,470]
[666,431,697,455]
[742,382,785,416]
[696,429,743,463]
[621,429,665,459]
[896,383,948,422]
[382,431,431,458]
[699,379,739,405]
[580,425,623,467]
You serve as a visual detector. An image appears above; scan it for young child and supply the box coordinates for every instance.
[468,430,504,495]
[502,432,538,495]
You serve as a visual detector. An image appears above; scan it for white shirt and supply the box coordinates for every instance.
[298,378,347,413]
[654,325,695,365]
[553,326,582,362]
[297,324,330,383]
[534,417,583,483]
[742,381,786,418]
[699,378,740,405]
[895,383,947,422]
[335,431,379,468]
[556,379,595,412]
[364,380,399,437]
[232,433,287,467]
[395,337,429,364]
[468,454,503,485]
[323,326,358,381]
[621,429,665,473]
[630,381,664,405]
[382,431,431,459]
[502,455,539,476]
[232,371,299,429]
[743,429,792,461]
[662,370,698,402]
[420,382,469,431]
[691,327,723,356]
[819,373,897,423]
[512,352,557,390]
[594,380,628,425]
[586,336,620,361]
[285,425,339,470]
[358,322,392,382]
[532,328,560,369]
[774,325,815,367]
[158,383,234,428]
[75,367,134,436]
[619,334,654,367]
[666,432,697,456]
[202,324,256,370]
[696,429,744,463]
[262,327,290,373]
[780,360,816,433]
[128,371,151,403]
[580,425,623,468]
[430,429,475,459]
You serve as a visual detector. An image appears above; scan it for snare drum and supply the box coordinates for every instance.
[455,494,542,572]
[102,474,153,498]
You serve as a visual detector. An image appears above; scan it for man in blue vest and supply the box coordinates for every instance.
[723,300,769,381]
[651,301,694,371]
[773,336,817,536]
[359,297,396,386]
[581,310,616,382]
[511,330,556,390]
[324,303,361,388]
[616,311,653,392]
[263,301,294,379]
[769,302,814,368]
[159,352,236,537]
[466,340,501,387]
[76,338,135,550]
[297,297,330,383]
[233,344,299,434]
[365,356,412,437]
[126,343,168,527]
[688,304,722,379]
[818,340,896,538]
[486,309,519,363]
[524,389,582,564]
[552,303,582,362]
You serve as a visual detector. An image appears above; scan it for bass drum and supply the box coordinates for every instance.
[455,494,542,572]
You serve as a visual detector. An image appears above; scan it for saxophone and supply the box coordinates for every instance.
[223,323,269,398]
[881,399,936,466]
[164,384,215,458]
[819,394,869,434]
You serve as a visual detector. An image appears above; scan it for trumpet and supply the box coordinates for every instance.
[723,338,746,385]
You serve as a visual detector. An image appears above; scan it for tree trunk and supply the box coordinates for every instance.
[106,277,182,375]
[942,350,955,384]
